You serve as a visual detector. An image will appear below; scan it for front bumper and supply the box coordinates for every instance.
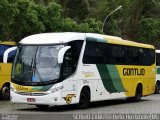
[10,90,63,106]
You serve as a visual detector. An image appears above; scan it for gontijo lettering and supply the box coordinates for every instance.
[123,68,145,76]
[16,86,29,91]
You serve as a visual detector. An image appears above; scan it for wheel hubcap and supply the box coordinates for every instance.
[2,86,9,97]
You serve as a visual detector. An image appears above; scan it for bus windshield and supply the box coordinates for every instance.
[12,45,64,85]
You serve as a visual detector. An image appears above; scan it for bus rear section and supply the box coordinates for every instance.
[83,37,155,102]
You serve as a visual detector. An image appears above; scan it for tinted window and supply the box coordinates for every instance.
[112,45,124,64]
[61,40,83,79]
[8,50,16,62]
[156,53,160,66]
[0,45,16,62]
[83,41,155,66]
[83,42,103,64]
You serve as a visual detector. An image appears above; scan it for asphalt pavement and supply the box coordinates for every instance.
[0,94,160,120]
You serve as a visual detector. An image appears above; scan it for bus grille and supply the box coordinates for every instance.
[16,92,47,96]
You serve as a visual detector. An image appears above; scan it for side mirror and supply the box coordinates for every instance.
[3,46,17,63]
[58,46,71,64]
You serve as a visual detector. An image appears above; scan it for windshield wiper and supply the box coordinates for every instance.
[31,47,45,83]
[34,68,45,83]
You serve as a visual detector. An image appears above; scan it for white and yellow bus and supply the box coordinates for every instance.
[0,41,16,100]
[9,33,155,108]
[155,50,160,94]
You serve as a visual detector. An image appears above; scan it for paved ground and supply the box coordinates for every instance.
[0,94,160,120]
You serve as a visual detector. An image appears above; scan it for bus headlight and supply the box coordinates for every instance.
[46,85,63,94]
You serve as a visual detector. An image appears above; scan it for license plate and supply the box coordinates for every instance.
[27,98,36,102]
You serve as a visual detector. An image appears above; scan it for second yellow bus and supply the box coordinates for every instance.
[0,41,16,100]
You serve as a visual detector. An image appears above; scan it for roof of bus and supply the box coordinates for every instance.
[0,41,16,45]
[20,32,85,45]
[103,35,154,49]
[19,32,154,49]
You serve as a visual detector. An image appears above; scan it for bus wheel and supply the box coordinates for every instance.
[1,84,10,100]
[155,82,160,94]
[77,88,90,109]
[133,85,142,102]
[127,85,142,102]
[35,105,49,109]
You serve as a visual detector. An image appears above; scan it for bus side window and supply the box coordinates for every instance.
[0,45,10,62]
[61,40,83,80]
[112,45,124,64]
[83,41,97,64]
[83,41,104,64]
[8,50,16,63]
[156,53,160,66]
[61,49,72,79]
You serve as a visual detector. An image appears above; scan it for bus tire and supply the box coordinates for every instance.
[1,84,10,100]
[127,84,142,102]
[154,82,160,94]
[132,84,142,102]
[77,87,90,109]
[35,105,49,109]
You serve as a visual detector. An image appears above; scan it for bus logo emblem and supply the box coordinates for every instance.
[63,94,75,104]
